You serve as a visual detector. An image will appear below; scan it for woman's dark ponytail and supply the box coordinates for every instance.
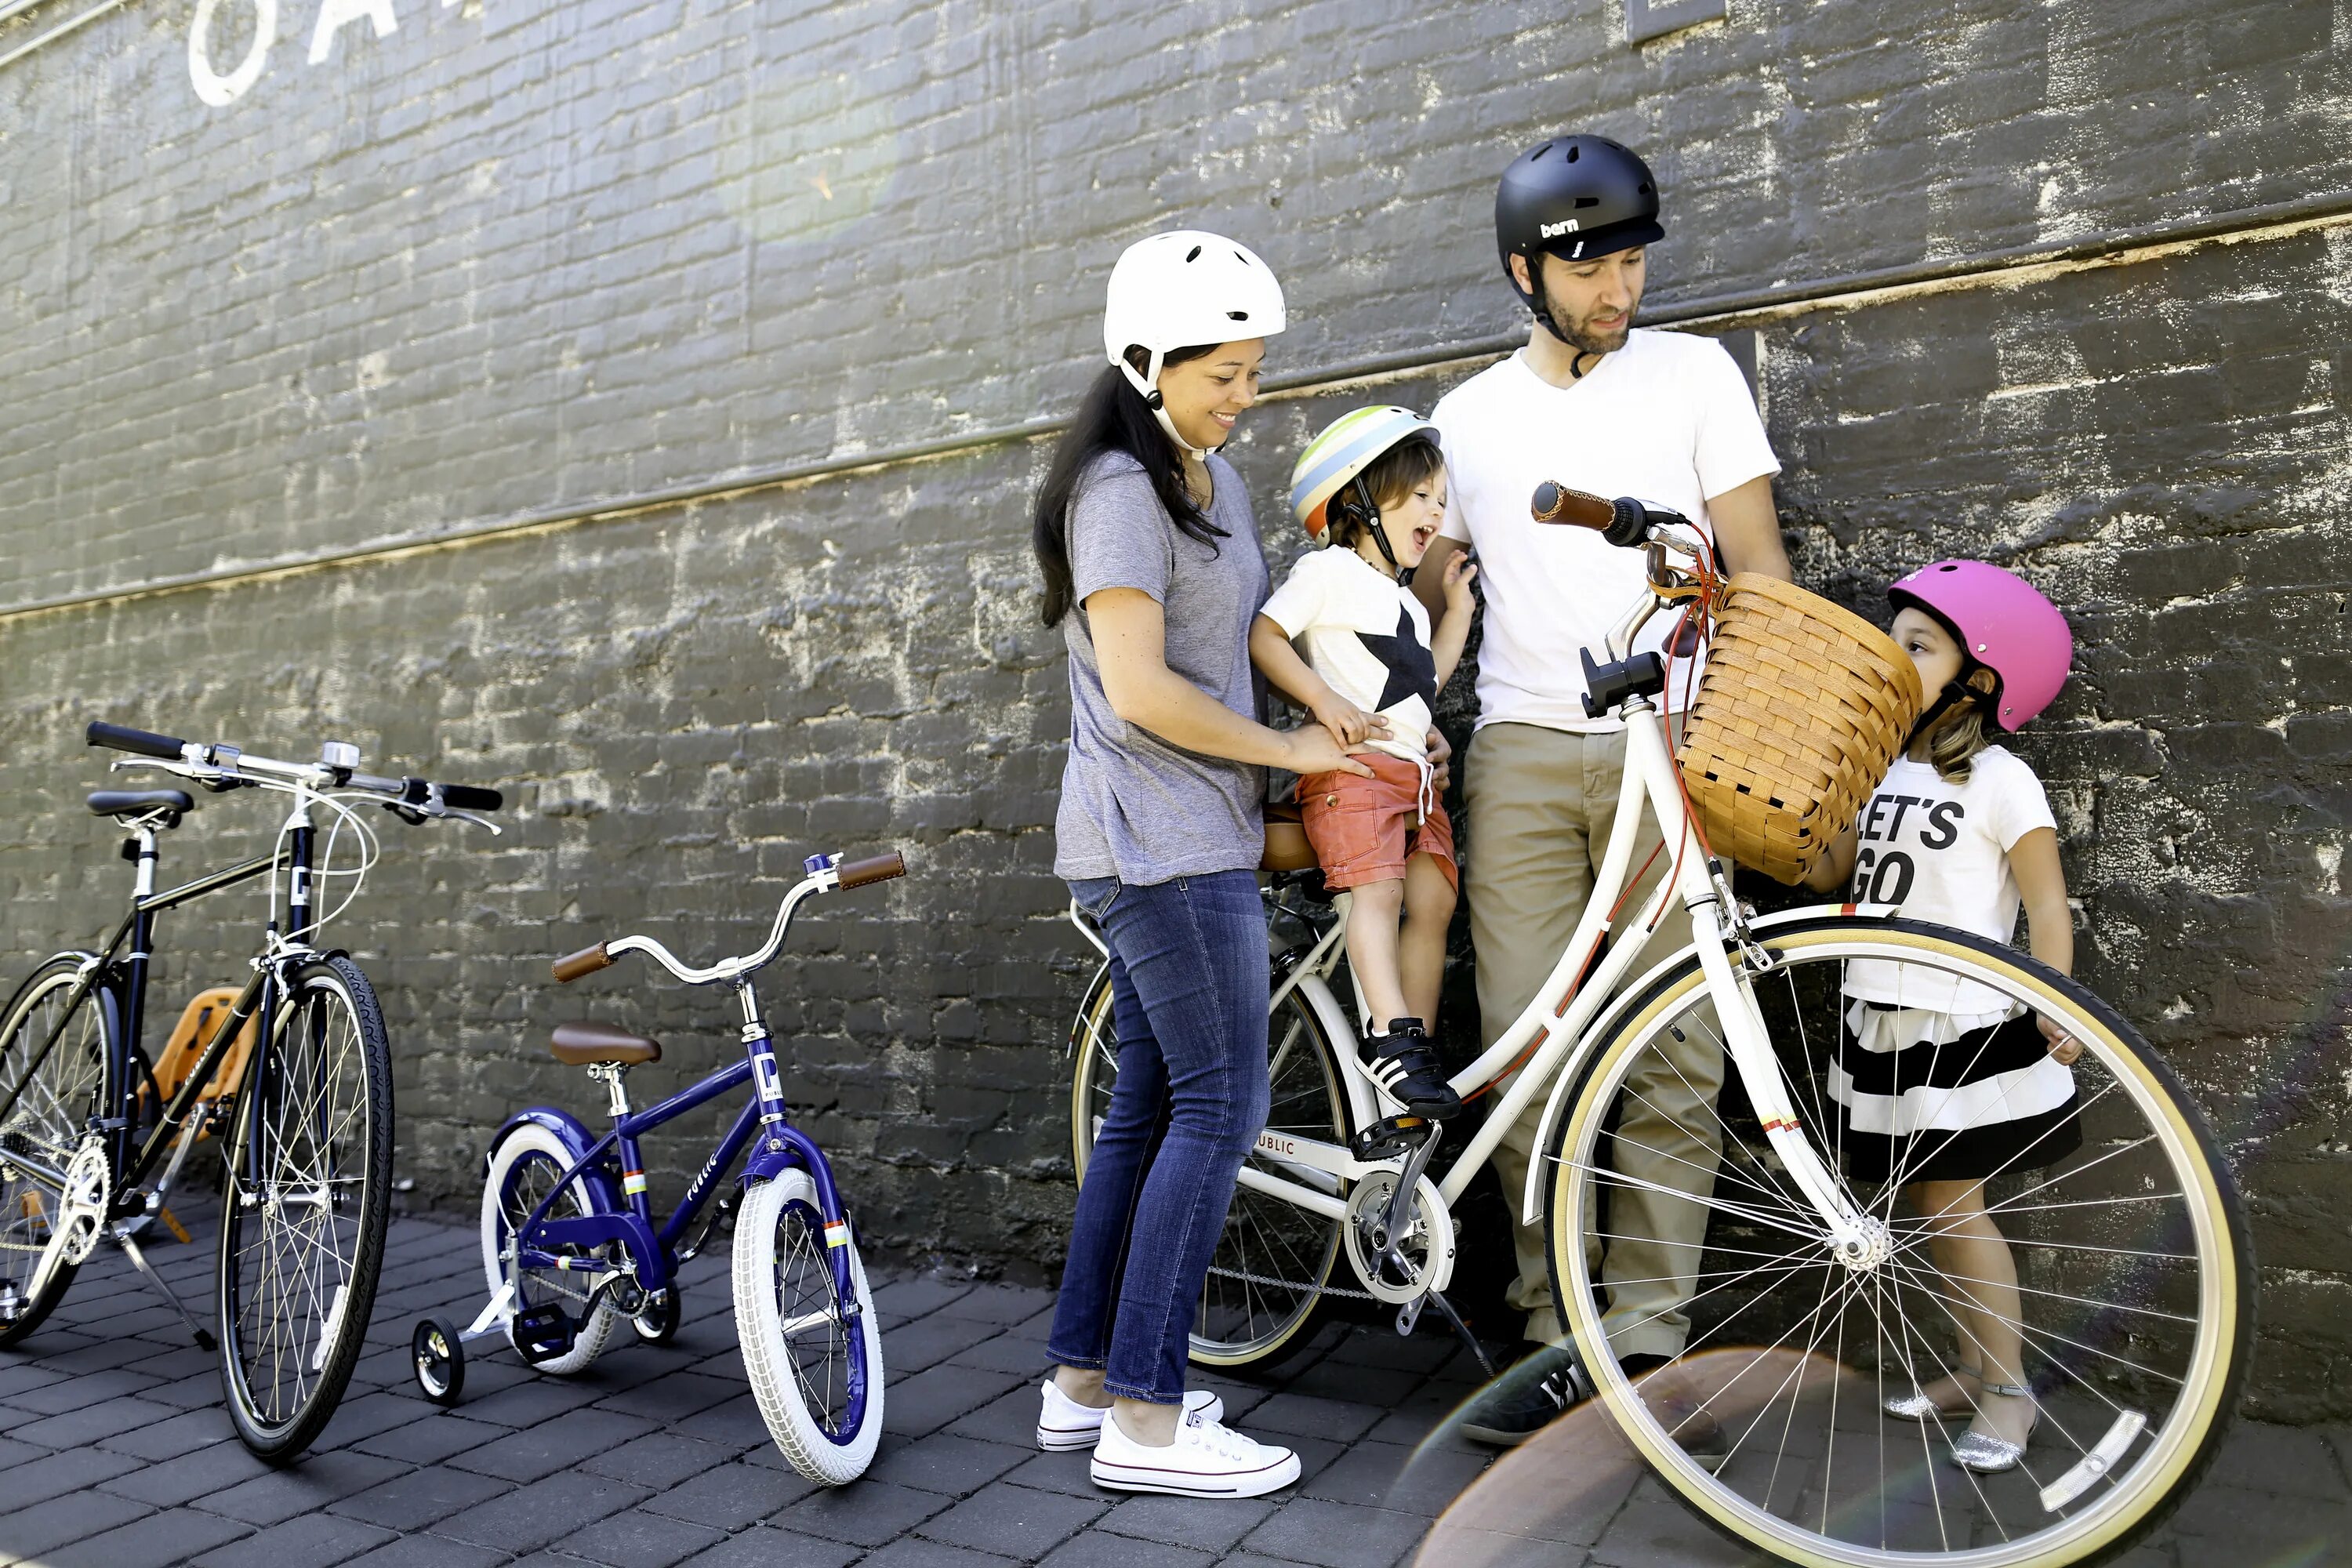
[1033,345,1225,627]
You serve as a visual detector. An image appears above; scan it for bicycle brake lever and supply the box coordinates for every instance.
[446,809,503,837]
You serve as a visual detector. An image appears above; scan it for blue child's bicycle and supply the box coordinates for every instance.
[410,848,903,1484]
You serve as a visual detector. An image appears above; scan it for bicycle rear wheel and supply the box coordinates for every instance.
[1543,916,2249,1568]
[1070,958,1352,1367]
[216,956,394,1461]
[0,958,117,1346]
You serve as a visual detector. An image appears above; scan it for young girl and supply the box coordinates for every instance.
[1250,407,1478,1119]
[1804,559,2082,1475]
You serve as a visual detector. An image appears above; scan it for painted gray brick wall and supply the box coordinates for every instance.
[1,0,2348,1414]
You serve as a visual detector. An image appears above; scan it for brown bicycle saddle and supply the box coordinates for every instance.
[548,1019,662,1066]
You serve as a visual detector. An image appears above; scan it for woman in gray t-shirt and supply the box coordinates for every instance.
[1029,234,1367,1499]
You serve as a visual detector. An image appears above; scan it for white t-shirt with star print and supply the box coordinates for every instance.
[1258,545,1435,768]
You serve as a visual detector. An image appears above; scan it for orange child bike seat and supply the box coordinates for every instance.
[151,986,260,1120]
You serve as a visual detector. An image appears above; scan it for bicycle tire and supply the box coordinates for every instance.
[1069,956,1352,1368]
[1541,916,2250,1568]
[216,955,394,1462]
[480,1121,619,1375]
[735,1167,884,1483]
[0,956,118,1348]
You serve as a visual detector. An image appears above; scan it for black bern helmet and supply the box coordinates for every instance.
[1494,135,1662,311]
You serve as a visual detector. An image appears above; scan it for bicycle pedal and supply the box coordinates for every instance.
[511,1303,577,1363]
[1350,1116,1431,1163]
[158,1207,191,1245]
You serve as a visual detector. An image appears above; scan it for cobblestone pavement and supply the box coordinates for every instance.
[2,1207,2348,1568]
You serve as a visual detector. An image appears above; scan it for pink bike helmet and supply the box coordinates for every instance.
[1886,560,2072,731]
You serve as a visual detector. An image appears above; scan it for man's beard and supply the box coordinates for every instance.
[1549,303,1632,356]
[1534,278,1635,356]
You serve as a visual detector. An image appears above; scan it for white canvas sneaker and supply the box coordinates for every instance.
[1036,1380,1223,1451]
[1089,1405,1301,1497]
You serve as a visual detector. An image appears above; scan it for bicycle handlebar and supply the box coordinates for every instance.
[86,720,503,819]
[1528,484,1668,550]
[553,846,909,985]
[836,851,906,889]
[86,720,189,760]
[551,942,613,982]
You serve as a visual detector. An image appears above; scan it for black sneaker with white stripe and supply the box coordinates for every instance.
[1459,1343,1591,1445]
[1364,1018,1463,1119]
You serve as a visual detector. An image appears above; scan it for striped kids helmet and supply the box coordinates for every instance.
[1288,406,1442,539]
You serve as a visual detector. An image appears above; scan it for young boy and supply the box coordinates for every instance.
[1252,407,1479,1118]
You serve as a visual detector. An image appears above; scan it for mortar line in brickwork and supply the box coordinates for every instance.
[8,187,2349,626]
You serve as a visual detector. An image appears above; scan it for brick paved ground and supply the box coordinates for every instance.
[3,1205,2349,1568]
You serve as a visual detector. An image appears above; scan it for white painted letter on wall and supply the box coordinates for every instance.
[307,0,397,65]
[188,0,278,106]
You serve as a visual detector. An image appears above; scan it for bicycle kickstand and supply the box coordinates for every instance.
[1401,1286,1495,1380]
[113,1229,216,1351]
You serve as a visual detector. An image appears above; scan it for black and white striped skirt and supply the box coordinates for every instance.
[1829,1006,2081,1185]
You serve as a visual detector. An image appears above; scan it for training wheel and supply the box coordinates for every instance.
[412,1316,466,1406]
[630,1288,681,1345]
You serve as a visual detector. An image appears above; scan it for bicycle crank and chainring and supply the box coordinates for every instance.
[24,1142,111,1304]
[1342,1170,1454,1304]
[55,1144,110,1266]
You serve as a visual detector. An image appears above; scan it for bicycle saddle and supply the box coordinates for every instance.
[548,1019,662,1066]
[86,789,194,825]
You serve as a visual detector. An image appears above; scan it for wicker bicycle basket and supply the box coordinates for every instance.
[1675,573,1925,885]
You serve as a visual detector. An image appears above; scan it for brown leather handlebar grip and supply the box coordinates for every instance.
[835,851,907,890]
[1529,481,1616,530]
[550,942,613,983]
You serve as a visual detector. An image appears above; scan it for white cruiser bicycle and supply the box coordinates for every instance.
[1065,490,2249,1568]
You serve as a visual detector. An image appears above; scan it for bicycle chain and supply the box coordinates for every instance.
[1205,1263,1377,1303]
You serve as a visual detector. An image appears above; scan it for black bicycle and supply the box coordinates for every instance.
[0,720,502,1461]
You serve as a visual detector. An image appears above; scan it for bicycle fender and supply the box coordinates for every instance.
[743,1124,862,1305]
[1291,973,1379,1135]
[1515,902,1900,1227]
[488,1107,623,1214]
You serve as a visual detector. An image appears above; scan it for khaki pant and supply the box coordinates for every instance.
[1463,721,1725,1358]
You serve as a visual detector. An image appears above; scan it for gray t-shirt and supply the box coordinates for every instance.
[1054,451,1269,884]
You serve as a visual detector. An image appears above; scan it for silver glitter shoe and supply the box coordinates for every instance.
[1884,1367,1978,1422]
[1949,1384,2037,1474]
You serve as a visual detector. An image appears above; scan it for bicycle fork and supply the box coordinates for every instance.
[732,982,863,1319]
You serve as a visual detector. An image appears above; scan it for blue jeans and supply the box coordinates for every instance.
[1049,870,1269,1404]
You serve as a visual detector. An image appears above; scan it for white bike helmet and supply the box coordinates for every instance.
[1102,230,1287,457]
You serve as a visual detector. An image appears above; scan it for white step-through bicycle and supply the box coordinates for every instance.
[1066,488,2249,1568]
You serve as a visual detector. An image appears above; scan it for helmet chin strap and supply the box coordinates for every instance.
[1526,264,1601,378]
[1348,477,1400,572]
[1907,679,1979,746]
[1120,349,1219,461]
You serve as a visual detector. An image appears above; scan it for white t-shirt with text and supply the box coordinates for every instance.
[1258,546,1435,769]
[1841,748,2059,1016]
[1432,329,1780,733]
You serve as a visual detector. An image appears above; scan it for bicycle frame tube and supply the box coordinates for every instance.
[1496,705,1871,1250]
[1427,739,1684,1212]
[0,847,276,1138]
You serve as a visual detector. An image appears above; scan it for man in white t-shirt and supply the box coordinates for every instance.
[1414,134,1793,1447]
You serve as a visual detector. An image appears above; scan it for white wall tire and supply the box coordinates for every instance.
[734,1169,883,1484]
[479,1122,617,1376]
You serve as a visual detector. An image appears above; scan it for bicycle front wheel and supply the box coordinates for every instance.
[216,956,394,1461]
[1070,958,1352,1368]
[1543,916,2249,1568]
[735,1167,883,1483]
[0,958,118,1346]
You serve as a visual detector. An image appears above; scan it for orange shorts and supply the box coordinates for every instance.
[1296,751,1459,894]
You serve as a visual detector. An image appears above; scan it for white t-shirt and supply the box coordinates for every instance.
[1842,748,2059,1016]
[1258,546,1434,768]
[1432,329,1780,732]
